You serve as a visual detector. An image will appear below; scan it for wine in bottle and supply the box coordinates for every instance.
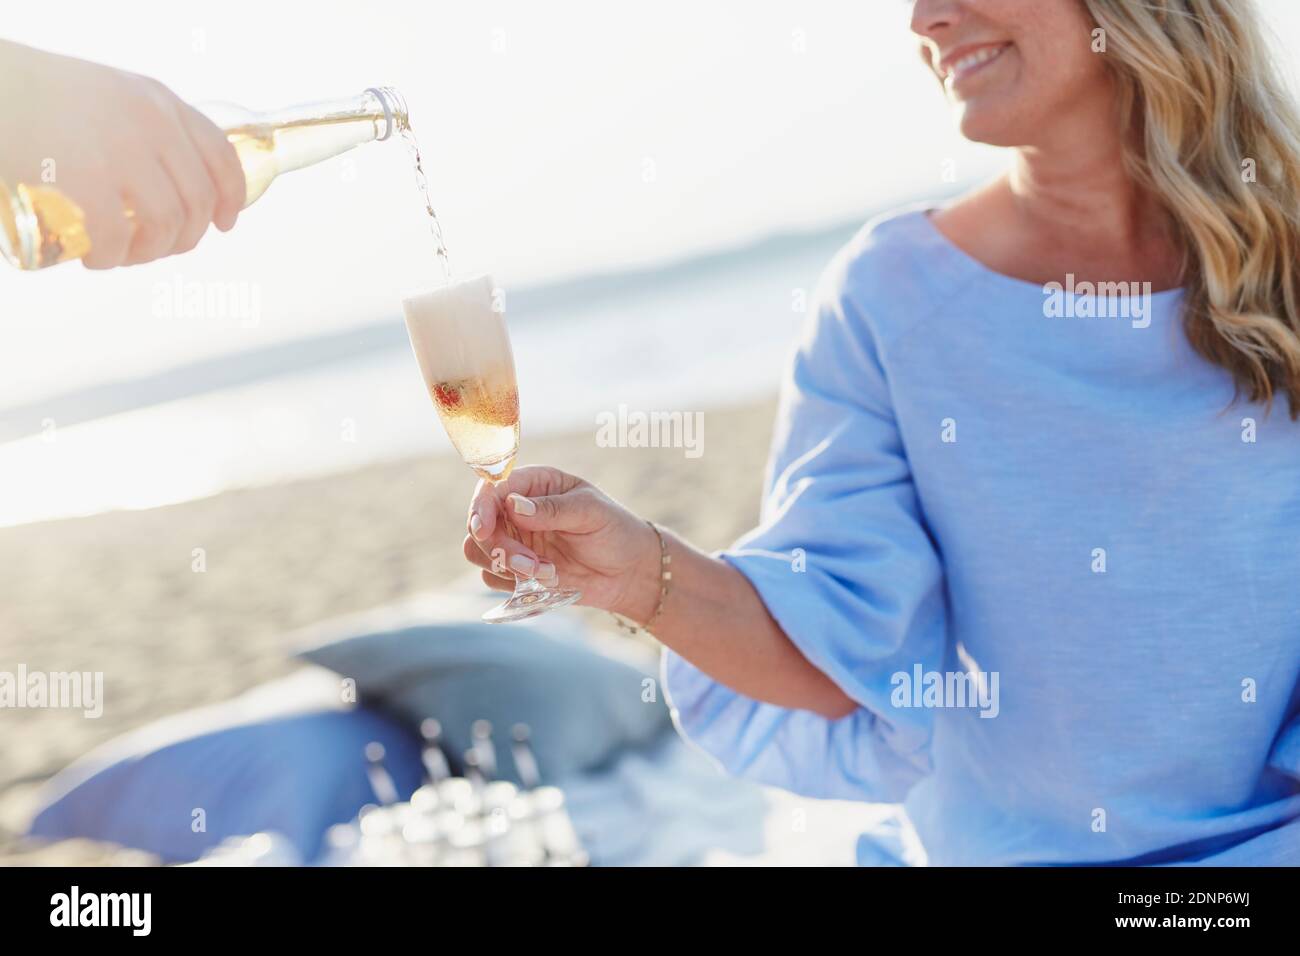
[0,87,408,270]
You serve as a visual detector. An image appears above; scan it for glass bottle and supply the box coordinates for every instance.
[0,87,408,270]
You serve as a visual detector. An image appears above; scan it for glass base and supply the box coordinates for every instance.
[482,578,582,624]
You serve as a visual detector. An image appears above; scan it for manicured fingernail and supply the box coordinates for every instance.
[509,553,537,576]
[537,561,556,579]
[469,513,486,540]
[509,493,536,516]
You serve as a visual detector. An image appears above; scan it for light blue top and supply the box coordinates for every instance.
[663,206,1300,865]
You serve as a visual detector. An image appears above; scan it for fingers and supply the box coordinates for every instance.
[462,533,556,582]
[159,127,217,256]
[469,481,502,542]
[178,103,245,231]
[122,158,185,265]
[467,466,590,542]
[79,187,133,270]
[463,533,509,574]
[502,487,604,535]
[464,466,585,585]
[464,488,545,578]
[463,536,520,586]
[493,465,583,500]
[465,495,540,577]
[481,569,513,592]
[109,80,243,267]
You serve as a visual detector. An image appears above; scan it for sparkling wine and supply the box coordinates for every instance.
[215,87,407,207]
[399,127,452,280]
[402,275,519,480]
[401,275,582,622]
[429,375,520,481]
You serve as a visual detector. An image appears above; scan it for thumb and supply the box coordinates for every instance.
[505,490,603,534]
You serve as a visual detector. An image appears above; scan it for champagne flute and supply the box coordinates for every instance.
[401,275,581,623]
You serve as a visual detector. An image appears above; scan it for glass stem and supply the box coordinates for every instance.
[494,480,538,587]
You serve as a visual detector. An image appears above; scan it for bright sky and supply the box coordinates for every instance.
[3,0,1300,408]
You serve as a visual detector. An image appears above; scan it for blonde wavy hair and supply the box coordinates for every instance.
[1084,0,1300,417]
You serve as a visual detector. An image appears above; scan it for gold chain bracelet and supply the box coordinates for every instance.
[611,520,671,636]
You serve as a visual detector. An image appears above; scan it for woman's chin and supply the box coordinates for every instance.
[954,103,1023,148]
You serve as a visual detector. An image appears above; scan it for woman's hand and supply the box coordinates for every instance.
[465,464,856,717]
[0,39,246,269]
[462,465,662,622]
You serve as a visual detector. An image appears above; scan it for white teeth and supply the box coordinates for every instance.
[948,45,1007,79]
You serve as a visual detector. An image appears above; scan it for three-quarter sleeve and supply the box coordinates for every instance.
[663,250,948,803]
[1268,711,1300,781]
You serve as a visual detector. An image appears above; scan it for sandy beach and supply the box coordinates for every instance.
[0,397,777,854]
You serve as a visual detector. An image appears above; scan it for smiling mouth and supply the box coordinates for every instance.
[944,43,1012,87]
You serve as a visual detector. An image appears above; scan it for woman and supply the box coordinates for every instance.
[465,0,1300,865]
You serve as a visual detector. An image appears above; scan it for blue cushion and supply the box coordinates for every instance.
[27,612,669,863]
[28,701,423,864]
[296,619,671,784]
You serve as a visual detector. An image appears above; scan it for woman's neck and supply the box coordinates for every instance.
[1011,115,1166,241]
[933,113,1184,290]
